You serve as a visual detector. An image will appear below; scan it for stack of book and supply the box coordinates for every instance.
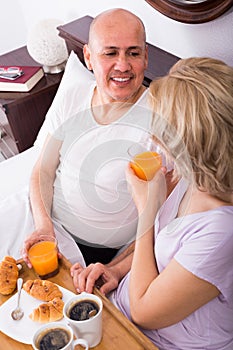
[0,66,44,92]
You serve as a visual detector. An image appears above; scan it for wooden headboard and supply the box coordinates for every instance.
[58,15,180,87]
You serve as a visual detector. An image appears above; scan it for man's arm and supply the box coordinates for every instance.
[107,241,135,267]
[22,135,62,266]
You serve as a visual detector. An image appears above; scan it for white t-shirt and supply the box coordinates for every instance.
[42,81,152,248]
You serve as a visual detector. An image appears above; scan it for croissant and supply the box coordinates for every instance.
[0,256,19,295]
[23,279,62,301]
[30,297,64,323]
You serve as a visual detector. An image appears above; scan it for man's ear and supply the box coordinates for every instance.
[83,44,93,70]
[144,44,149,70]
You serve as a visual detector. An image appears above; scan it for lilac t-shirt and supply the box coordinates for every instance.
[111,179,233,350]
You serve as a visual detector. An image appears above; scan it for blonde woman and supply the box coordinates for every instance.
[71,57,233,349]
[111,57,233,349]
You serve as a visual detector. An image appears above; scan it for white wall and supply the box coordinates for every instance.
[1,0,233,66]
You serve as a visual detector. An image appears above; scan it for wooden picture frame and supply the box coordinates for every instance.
[145,0,233,24]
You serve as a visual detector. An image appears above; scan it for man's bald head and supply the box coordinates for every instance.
[88,8,146,48]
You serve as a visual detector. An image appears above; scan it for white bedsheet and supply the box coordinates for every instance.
[0,147,85,266]
[0,146,39,200]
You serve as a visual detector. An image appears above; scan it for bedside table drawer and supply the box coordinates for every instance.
[0,128,18,159]
[0,110,18,159]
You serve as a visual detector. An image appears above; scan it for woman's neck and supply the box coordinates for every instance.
[177,185,232,218]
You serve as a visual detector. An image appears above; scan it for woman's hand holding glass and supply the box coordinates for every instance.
[125,164,167,227]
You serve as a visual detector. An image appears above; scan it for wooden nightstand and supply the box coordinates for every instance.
[0,46,63,158]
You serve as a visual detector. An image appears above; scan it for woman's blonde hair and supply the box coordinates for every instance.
[149,57,233,197]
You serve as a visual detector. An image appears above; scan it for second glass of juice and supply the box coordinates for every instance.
[128,140,163,181]
[28,235,59,279]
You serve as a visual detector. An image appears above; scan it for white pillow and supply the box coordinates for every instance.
[34,51,95,148]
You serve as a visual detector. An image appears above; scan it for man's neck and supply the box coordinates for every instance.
[91,85,146,125]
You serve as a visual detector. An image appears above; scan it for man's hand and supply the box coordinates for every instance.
[22,228,61,268]
[70,262,122,296]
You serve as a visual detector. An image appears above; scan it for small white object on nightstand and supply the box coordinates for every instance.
[27,18,69,74]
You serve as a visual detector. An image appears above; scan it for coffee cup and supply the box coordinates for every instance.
[32,322,88,350]
[63,292,103,348]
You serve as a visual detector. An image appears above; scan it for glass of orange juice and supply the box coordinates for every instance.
[128,141,163,181]
[28,235,59,279]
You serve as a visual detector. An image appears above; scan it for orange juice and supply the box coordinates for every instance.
[130,151,162,181]
[28,240,59,278]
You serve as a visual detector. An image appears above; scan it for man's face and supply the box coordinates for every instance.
[84,15,148,104]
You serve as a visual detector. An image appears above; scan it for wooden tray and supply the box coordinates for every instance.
[0,257,158,350]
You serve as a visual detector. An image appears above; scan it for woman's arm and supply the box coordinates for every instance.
[127,167,219,330]
[130,255,219,330]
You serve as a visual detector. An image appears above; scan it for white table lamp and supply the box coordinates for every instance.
[27,19,69,74]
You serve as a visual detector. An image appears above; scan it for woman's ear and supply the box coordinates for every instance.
[83,44,93,70]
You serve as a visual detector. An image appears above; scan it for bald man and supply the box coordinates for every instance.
[22,9,151,268]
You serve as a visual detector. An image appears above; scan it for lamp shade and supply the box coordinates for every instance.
[27,19,69,73]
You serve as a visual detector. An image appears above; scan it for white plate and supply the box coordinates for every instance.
[0,284,75,344]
